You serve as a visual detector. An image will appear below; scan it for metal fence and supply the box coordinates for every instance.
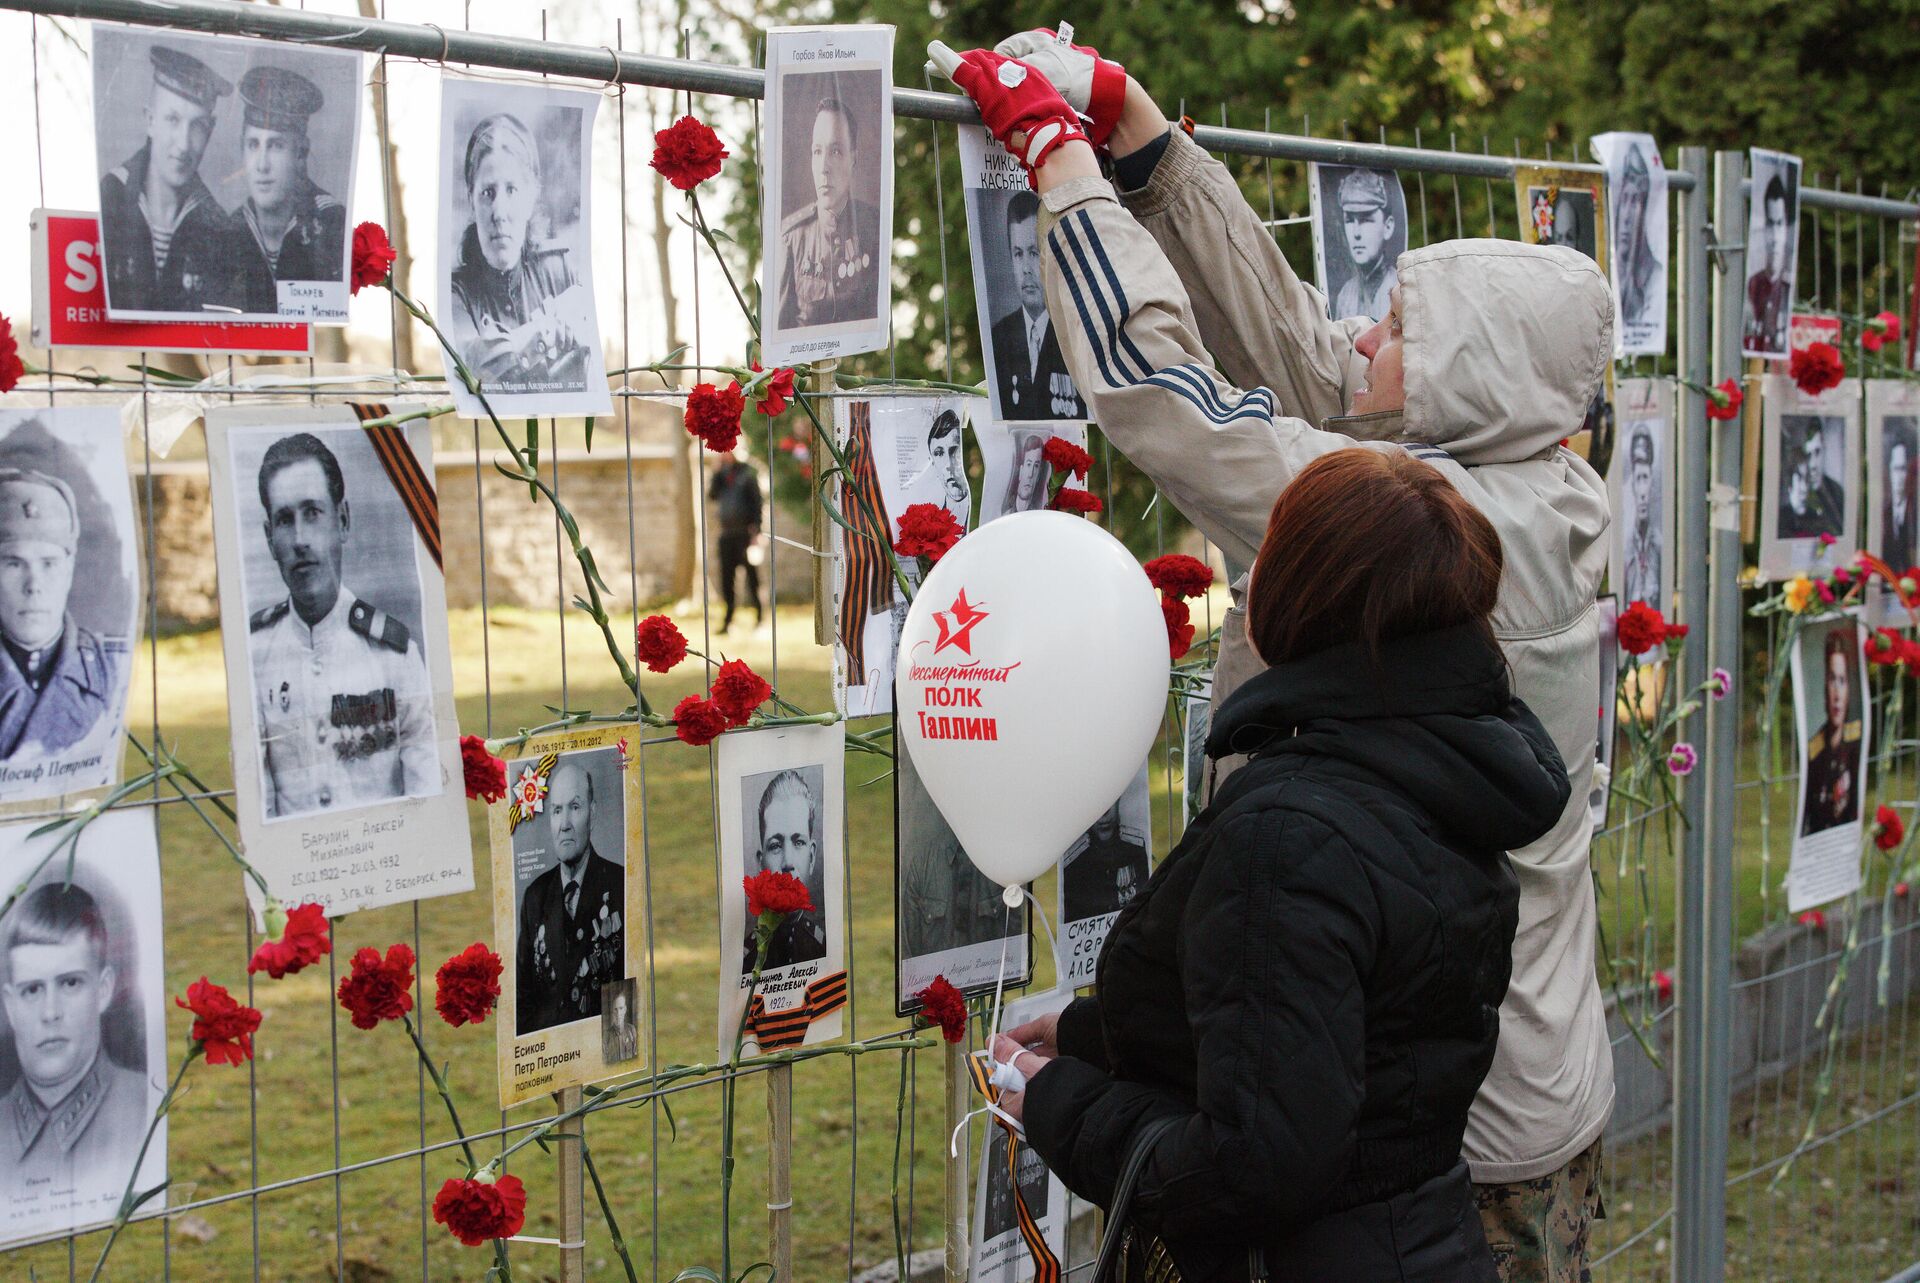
[2,1,1918,1281]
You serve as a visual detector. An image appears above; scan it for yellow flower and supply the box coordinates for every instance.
[1784,576,1815,614]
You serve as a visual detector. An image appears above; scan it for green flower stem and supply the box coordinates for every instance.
[400,1012,514,1280]
[124,735,272,898]
[620,362,986,399]
[487,710,640,757]
[387,283,645,710]
[581,1138,642,1283]
[719,928,774,1283]
[354,402,457,432]
[686,192,760,341]
[0,762,183,924]
[87,1042,202,1283]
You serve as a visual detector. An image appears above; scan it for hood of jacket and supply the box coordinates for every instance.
[1206,624,1571,853]
[1330,240,1613,468]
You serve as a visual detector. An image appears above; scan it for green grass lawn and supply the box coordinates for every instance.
[9,603,1916,1282]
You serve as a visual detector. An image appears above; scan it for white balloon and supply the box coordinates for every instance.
[897,511,1169,892]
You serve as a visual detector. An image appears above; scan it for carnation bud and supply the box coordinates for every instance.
[263,898,288,941]
[1902,577,1918,598]
[473,1164,499,1185]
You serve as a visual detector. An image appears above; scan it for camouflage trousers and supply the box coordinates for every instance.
[1472,1139,1604,1283]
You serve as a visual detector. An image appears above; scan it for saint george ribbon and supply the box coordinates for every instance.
[965,1050,1062,1283]
[349,402,444,571]
[743,969,850,1049]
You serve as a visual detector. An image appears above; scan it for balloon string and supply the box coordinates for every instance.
[948,884,1060,1159]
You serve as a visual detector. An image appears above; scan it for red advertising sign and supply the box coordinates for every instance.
[30,209,311,356]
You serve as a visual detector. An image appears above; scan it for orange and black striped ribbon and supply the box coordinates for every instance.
[349,402,444,571]
[965,1052,1063,1283]
[743,969,850,1050]
[837,401,893,684]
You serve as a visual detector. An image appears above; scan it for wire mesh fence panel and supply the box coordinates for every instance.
[0,5,1918,1283]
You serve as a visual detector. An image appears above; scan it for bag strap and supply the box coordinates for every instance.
[1089,1115,1182,1283]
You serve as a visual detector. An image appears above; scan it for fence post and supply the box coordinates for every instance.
[768,1063,794,1279]
[1672,147,1746,1283]
[555,1085,587,1283]
[945,1039,971,1282]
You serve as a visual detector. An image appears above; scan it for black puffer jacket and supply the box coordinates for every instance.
[1023,625,1570,1281]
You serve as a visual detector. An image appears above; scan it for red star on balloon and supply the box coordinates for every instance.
[933,589,989,656]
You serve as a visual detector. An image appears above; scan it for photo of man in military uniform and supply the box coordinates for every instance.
[1619,423,1663,608]
[740,768,828,972]
[989,190,1084,422]
[1802,626,1862,836]
[247,432,437,820]
[600,978,640,1065]
[1745,165,1799,356]
[1612,144,1660,329]
[232,65,348,314]
[97,45,251,316]
[1322,167,1402,323]
[1061,798,1151,924]
[515,756,626,1036]
[0,883,147,1204]
[1779,415,1846,541]
[1880,418,1917,570]
[776,96,883,332]
[898,745,1016,965]
[0,470,117,762]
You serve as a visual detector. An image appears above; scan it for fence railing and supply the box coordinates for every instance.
[4,3,1920,1282]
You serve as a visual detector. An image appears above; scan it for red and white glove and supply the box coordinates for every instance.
[943,47,1087,182]
[993,27,1127,150]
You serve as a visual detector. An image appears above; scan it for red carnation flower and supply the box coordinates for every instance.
[1867,628,1905,666]
[636,615,690,674]
[651,115,729,191]
[1144,554,1213,600]
[1163,597,1196,661]
[752,363,797,417]
[461,735,507,803]
[745,869,814,919]
[247,902,331,980]
[337,943,416,1031]
[1616,601,1669,655]
[1897,882,1911,900]
[915,975,968,1044]
[1049,487,1104,515]
[350,222,398,295]
[1797,909,1828,930]
[685,381,746,454]
[1790,341,1845,397]
[672,694,729,746]
[435,943,504,1029]
[1653,969,1674,1004]
[1875,804,1905,853]
[710,658,773,727]
[1705,378,1742,421]
[893,503,965,562]
[1041,436,1093,481]
[432,1172,528,1247]
[0,320,22,394]
[1863,310,1902,352]
[176,977,263,1067]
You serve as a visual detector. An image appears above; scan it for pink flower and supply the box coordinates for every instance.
[1667,742,1698,777]
[1709,667,1731,700]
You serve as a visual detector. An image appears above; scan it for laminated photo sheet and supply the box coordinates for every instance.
[1787,611,1869,912]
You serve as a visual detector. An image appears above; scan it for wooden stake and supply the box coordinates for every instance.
[945,1039,971,1283]
[555,1085,586,1283]
[768,1062,794,1279]
[811,358,840,648]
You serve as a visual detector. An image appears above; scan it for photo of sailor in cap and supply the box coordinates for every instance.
[233,65,348,314]
[1311,163,1408,324]
[243,430,437,821]
[91,25,363,323]
[96,44,252,316]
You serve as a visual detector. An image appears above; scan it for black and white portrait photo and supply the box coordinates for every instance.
[1786,615,1869,909]
[759,25,894,366]
[981,1128,1051,1241]
[438,78,610,421]
[1777,415,1848,542]
[0,811,165,1249]
[1866,383,1920,624]
[866,395,975,556]
[90,24,361,324]
[737,766,829,973]
[508,747,627,1038]
[896,723,1028,1012]
[1759,375,1861,581]
[1592,132,1669,356]
[208,408,475,921]
[976,420,1088,526]
[1309,163,1407,323]
[1743,150,1803,360]
[716,725,846,1058]
[1058,762,1151,987]
[968,985,1070,1281]
[1609,381,1673,611]
[0,409,137,809]
[600,977,640,1066]
[961,127,1085,425]
[228,426,437,822]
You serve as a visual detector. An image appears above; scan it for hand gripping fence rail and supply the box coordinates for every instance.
[3,2,1920,1282]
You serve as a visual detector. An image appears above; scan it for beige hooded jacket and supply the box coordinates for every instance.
[1036,128,1614,1183]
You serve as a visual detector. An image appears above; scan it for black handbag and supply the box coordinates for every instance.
[1087,1117,1270,1283]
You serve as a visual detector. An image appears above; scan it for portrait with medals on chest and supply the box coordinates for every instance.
[207,407,475,923]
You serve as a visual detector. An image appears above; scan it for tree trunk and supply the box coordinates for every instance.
[644,68,700,605]
[357,0,417,374]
